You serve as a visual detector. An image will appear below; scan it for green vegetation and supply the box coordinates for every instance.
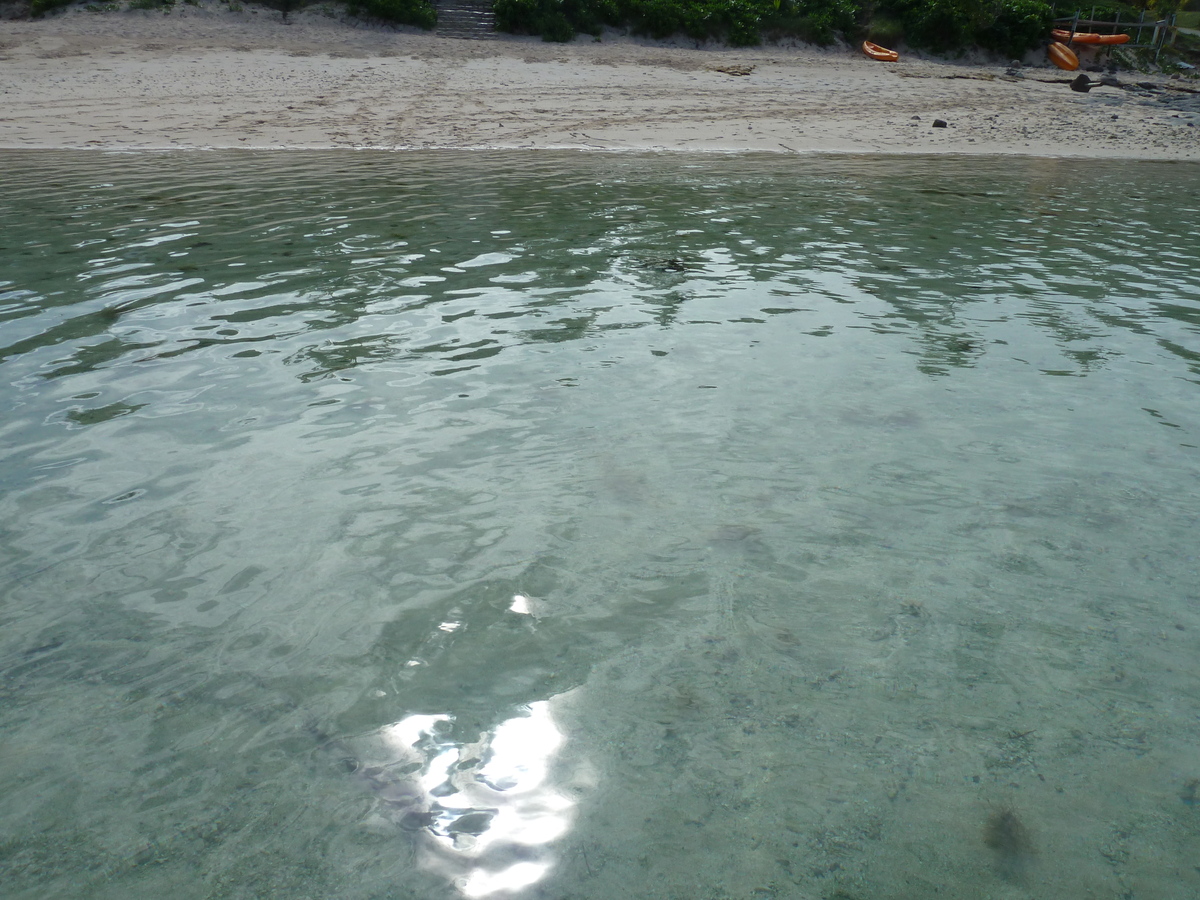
[978,0,1054,58]
[494,0,859,45]
[29,0,431,26]
[346,0,436,26]
[495,0,1056,51]
[1172,30,1200,73]
[30,0,74,15]
[21,0,1185,63]
[258,0,313,21]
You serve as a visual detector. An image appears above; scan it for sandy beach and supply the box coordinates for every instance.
[1,2,1198,157]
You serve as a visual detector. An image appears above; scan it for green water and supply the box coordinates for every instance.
[1,151,1199,900]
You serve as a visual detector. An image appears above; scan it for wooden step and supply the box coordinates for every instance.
[435,0,496,39]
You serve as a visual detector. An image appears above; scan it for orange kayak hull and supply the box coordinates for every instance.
[1051,29,1131,44]
[862,40,899,62]
[1048,41,1080,71]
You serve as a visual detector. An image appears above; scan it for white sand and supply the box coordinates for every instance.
[1,2,1198,157]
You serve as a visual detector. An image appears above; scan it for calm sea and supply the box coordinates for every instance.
[2,151,1199,899]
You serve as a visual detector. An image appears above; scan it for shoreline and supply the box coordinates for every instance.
[1,3,1198,159]
[9,145,1200,160]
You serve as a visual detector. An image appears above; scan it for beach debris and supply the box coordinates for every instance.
[933,119,948,127]
[1070,74,1093,92]
[710,65,755,76]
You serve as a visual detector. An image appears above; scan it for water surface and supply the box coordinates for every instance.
[2,151,1199,899]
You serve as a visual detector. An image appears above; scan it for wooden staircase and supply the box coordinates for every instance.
[435,0,496,39]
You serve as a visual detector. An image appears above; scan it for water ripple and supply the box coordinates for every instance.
[2,150,1200,900]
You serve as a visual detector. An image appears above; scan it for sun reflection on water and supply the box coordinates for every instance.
[375,698,574,896]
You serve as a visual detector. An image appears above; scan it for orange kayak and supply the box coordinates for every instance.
[1051,29,1131,44]
[1048,41,1080,71]
[862,41,899,62]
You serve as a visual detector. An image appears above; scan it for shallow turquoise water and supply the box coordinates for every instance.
[1,151,1199,899]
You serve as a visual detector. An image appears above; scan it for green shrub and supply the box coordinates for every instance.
[630,0,687,38]
[494,0,580,38]
[347,0,436,27]
[540,10,576,37]
[259,0,312,18]
[897,0,986,50]
[763,0,860,44]
[865,14,905,44]
[30,0,73,15]
[1055,1,1138,24]
[487,0,1161,51]
[977,0,1052,58]
[496,0,622,38]
[725,0,764,44]
[484,0,1025,49]
[493,0,536,31]
[612,0,789,44]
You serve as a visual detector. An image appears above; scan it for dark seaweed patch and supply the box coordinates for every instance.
[983,808,1034,881]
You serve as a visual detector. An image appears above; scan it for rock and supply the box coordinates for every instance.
[1070,74,1092,93]
[932,119,948,128]
[911,115,921,120]
[1086,64,1103,72]
[1100,74,1122,87]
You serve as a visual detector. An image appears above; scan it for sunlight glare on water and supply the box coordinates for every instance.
[0,150,1199,900]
